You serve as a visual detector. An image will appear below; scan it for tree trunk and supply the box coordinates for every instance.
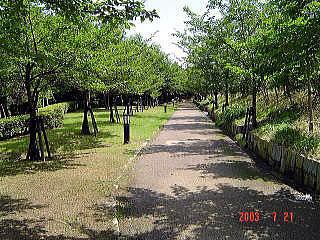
[0,104,6,118]
[27,111,40,161]
[275,87,279,103]
[251,82,258,128]
[129,97,133,115]
[88,107,98,136]
[214,92,218,108]
[110,105,115,123]
[308,81,314,133]
[37,120,45,161]
[285,83,293,105]
[0,96,10,118]
[25,63,42,161]
[115,105,120,123]
[225,88,229,107]
[136,98,139,112]
[109,95,115,123]
[81,91,91,135]
[103,92,109,110]
[140,97,143,112]
[40,118,51,159]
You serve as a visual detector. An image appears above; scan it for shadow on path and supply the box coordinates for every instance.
[115,185,320,239]
[143,138,247,159]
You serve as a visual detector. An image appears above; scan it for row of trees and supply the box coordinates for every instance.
[176,0,320,131]
[0,0,188,160]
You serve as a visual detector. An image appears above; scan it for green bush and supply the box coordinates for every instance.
[274,126,320,156]
[235,133,246,148]
[216,105,247,127]
[0,102,71,140]
[198,99,211,111]
[38,102,70,129]
[0,115,29,140]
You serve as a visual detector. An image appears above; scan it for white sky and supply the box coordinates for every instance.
[127,0,208,62]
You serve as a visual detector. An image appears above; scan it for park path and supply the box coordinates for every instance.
[119,102,320,240]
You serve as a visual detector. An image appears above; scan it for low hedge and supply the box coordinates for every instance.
[0,115,29,140]
[0,102,72,140]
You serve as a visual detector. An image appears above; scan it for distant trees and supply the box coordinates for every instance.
[0,0,187,161]
[177,0,320,132]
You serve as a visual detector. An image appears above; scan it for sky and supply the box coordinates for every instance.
[127,0,208,62]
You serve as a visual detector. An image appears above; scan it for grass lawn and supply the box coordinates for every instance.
[0,105,174,239]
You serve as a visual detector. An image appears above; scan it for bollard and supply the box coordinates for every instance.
[123,114,130,144]
[164,103,167,113]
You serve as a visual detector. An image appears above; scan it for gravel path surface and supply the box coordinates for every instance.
[118,102,320,240]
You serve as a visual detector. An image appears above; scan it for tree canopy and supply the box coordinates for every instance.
[177,0,320,131]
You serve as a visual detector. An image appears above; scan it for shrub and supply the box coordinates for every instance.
[38,102,70,129]
[0,115,29,140]
[274,126,320,156]
[235,133,246,148]
[0,102,72,140]
[198,99,211,111]
[216,105,246,127]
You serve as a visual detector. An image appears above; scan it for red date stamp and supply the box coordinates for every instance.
[239,212,261,223]
[239,212,294,223]
[272,212,294,223]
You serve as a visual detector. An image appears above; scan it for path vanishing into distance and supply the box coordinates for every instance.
[118,102,320,240]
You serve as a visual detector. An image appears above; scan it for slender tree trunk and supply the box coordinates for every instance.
[37,120,45,161]
[136,97,139,112]
[0,96,10,118]
[251,81,258,128]
[129,97,133,115]
[110,105,115,123]
[225,87,229,107]
[285,83,293,105]
[308,80,314,133]
[115,105,120,123]
[103,92,109,110]
[140,97,143,112]
[81,91,91,135]
[109,95,115,123]
[275,87,279,103]
[0,104,6,118]
[214,92,218,108]
[27,110,40,161]
[126,97,129,115]
[40,118,51,159]
[88,108,98,136]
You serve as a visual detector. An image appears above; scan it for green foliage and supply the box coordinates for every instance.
[274,126,320,156]
[235,133,246,148]
[0,115,29,140]
[216,105,247,127]
[0,103,71,140]
[198,99,211,111]
[38,102,70,129]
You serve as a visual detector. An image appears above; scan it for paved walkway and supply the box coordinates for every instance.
[119,102,320,239]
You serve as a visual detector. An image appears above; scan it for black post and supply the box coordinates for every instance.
[123,114,130,144]
[164,103,167,113]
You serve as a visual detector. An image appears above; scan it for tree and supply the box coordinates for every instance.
[0,0,158,160]
[177,0,320,133]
